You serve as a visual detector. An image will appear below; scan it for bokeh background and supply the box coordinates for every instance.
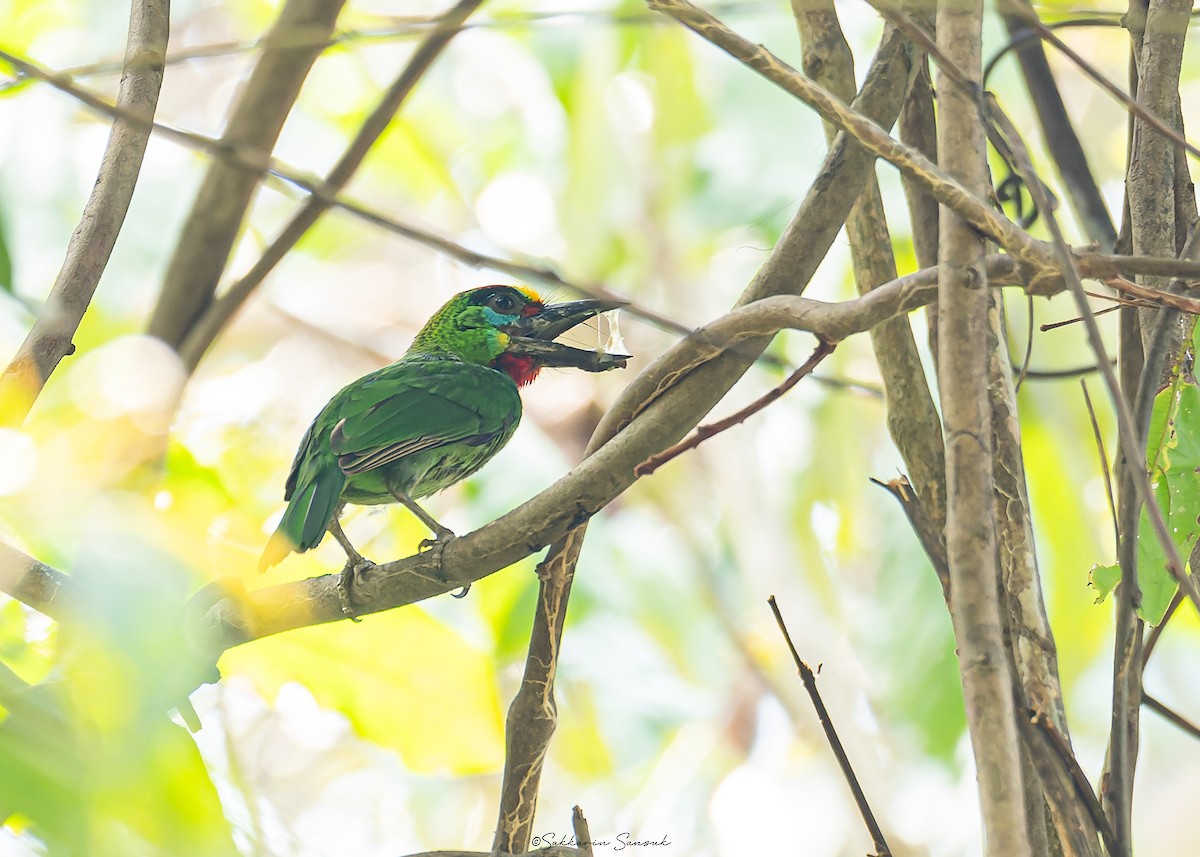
[1,0,1198,854]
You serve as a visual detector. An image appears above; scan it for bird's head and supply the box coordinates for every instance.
[409,285,629,385]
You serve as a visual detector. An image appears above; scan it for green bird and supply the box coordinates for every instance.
[258,285,626,610]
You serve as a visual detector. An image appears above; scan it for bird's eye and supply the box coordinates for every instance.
[489,293,518,314]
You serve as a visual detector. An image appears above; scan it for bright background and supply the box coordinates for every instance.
[1,0,1198,854]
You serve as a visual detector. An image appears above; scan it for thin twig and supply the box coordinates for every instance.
[869,476,950,599]
[1105,275,1200,313]
[179,0,488,371]
[571,806,595,857]
[1039,303,1123,332]
[1080,380,1120,552]
[1028,711,1126,857]
[1143,693,1200,742]
[1141,590,1183,667]
[768,596,892,857]
[634,339,834,476]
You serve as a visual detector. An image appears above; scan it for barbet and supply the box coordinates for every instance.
[258,285,626,611]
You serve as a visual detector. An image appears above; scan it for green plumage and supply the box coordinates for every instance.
[259,288,530,571]
[259,284,625,575]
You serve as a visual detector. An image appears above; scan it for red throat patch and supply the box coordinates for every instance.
[494,352,541,387]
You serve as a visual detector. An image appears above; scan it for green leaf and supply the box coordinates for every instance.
[0,203,13,296]
[1089,563,1120,604]
[1127,384,1200,624]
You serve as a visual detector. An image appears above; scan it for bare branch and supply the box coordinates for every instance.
[635,339,834,476]
[935,0,1030,849]
[1142,693,1200,742]
[792,0,946,532]
[146,0,348,349]
[646,0,1057,280]
[0,0,168,426]
[178,0,487,372]
[768,596,893,857]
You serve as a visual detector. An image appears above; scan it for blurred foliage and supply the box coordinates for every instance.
[1091,380,1200,625]
[0,0,1198,855]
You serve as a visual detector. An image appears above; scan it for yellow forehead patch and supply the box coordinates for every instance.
[515,285,543,304]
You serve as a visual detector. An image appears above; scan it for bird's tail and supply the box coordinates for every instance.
[258,463,345,572]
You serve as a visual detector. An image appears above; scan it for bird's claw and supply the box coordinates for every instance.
[338,556,376,622]
[416,532,469,598]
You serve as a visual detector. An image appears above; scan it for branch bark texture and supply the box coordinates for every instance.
[146,0,347,349]
[935,1,1030,852]
[0,0,169,426]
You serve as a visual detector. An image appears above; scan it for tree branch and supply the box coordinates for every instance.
[146,0,348,350]
[996,0,1117,249]
[646,0,1057,281]
[792,0,946,533]
[177,0,487,372]
[769,596,892,857]
[935,0,1030,850]
[0,0,168,427]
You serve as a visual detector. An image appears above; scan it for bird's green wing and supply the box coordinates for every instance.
[329,360,520,477]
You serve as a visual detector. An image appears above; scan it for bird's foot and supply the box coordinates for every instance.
[416,530,469,598]
[338,555,376,622]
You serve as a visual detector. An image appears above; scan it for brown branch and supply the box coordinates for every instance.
[0,0,168,427]
[792,0,946,532]
[1141,589,1182,666]
[1142,693,1200,741]
[646,0,1057,280]
[571,807,594,857]
[0,541,71,621]
[146,0,349,349]
[0,46,689,343]
[178,0,487,372]
[634,339,834,477]
[768,596,892,857]
[492,537,582,853]
[0,256,1184,638]
[1028,711,1126,857]
[935,0,1030,848]
[997,0,1117,249]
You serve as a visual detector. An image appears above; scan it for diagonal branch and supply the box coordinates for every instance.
[0,0,168,427]
[177,0,488,372]
[646,0,1056,279]
[769,596,893,857]
[0,45,688,343]
[996,0,1117,249]
[146,0,348,349]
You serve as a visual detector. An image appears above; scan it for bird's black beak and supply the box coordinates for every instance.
[503,297,630,373]
[505,298,627,341]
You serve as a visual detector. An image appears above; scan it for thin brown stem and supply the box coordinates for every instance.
[1143,693,1200,741]
[768,596,892,857]
[634,339,834,477]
